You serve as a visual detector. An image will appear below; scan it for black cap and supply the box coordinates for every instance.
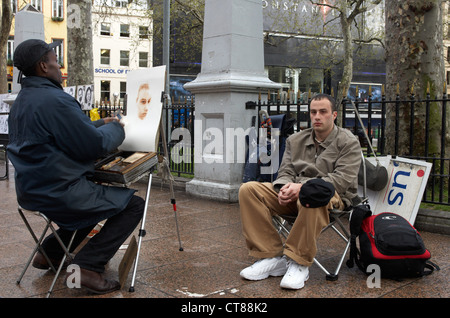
[299,178,335,208]
[13,39,60,74]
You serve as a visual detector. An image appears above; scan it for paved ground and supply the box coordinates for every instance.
[0,164,448,306]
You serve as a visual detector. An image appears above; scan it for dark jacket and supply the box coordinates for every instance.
[7,76,135,230]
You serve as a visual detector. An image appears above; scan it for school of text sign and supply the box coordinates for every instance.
[95,68,131,75]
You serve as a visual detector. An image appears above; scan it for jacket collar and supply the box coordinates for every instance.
[21,76,63,90]
[308,125,338,147]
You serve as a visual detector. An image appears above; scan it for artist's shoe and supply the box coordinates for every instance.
[66,267,120,295]
[32,251,70,270]
[280,259,309,289]
[240,256,287,280]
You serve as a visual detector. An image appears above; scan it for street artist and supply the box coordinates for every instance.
[7,39,144,295]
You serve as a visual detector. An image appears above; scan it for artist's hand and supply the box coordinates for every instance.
[103,117,118,124]
[278,182,302,206]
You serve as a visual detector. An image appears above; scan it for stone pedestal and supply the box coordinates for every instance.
[184,0,280,202]
[12,4,45,93]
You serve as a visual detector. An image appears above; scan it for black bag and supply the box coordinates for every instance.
[347,206,439,279]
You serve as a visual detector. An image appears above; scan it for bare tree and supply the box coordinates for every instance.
[151,0,204,71]
[263,0,383,112]
[311,0,382,106]
[0,1,13,93]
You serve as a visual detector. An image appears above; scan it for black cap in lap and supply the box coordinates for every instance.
[299,178,335,208]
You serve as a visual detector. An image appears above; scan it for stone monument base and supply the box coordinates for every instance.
[186,179,240,202]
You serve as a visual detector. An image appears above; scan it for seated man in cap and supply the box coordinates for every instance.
[7,39,144,294]
[239,94,361,289]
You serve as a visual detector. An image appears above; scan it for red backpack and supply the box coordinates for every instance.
[348,206,439,279]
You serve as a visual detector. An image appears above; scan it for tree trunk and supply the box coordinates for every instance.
[336,5,353,124]
[385,0,445,158]
[0,1,13,94]
[67,0,94,87]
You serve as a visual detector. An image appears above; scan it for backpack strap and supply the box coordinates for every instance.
[423,260,440,276]
[347,204,372,271]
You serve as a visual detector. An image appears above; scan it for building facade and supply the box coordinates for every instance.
[91,0,152,104]
[6,0,152,105]
[7,0,68,92]
[262,0,385,100]
[151,0,386,102]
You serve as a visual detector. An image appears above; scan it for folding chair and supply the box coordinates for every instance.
[272,151,377,281]
[16,206,78,298]
[272,203,356,281]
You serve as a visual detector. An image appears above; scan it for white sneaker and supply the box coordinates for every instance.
[240,256,287,280]
[280,259,309,289]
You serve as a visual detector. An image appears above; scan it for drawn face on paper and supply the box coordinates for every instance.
[136,83,151,120]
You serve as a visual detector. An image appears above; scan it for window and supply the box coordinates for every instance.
[139,52,148,67]
[52,39,64,67]
[139,26,149,39]
[30,0,42,11]
[120,24,130,37]
[115,0,128,7]
[100,23,111,36]
[11,0,17,13]
[101,80,111,102]
[297,68,323,97]
[100,49,110,65]
[52,0,64,18]
[120,50,129,66]
[120,82,127,100]
[7,38,14,63]
[267,66,323,102]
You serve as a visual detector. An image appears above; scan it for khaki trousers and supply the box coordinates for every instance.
[239,181,344,267]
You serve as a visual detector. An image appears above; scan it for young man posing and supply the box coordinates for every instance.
[239,94,361,289]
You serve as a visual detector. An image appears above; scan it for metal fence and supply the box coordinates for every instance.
[252,89,449,206]
[91,89,449,206]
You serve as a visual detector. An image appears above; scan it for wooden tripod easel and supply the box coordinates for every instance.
[122,94,183,292]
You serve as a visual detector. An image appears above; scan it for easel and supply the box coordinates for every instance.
[126,93,183,292]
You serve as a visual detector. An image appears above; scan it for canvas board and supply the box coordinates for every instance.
[119,66,166,152]
[360,156,432,225]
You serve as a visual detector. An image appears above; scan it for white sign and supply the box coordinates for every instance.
[361,156,432,225]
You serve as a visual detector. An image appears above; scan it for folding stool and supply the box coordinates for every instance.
[16,206,78,298]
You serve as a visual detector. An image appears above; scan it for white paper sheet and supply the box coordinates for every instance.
[119,66,166,152]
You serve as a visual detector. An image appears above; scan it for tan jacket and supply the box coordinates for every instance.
[273,125,362,206]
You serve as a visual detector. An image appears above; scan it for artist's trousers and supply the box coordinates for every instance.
[239,182,344,267]
[39,195,145,273]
